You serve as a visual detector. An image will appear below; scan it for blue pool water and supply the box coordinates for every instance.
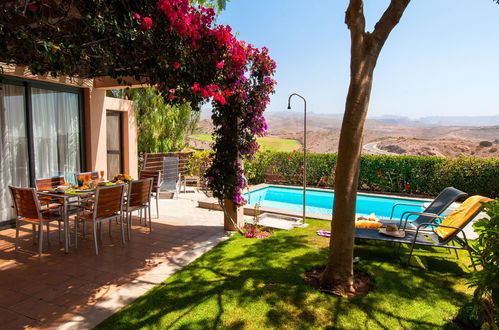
[244,186,428,220]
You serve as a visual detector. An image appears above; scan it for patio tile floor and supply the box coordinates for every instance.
[0,191,226,329]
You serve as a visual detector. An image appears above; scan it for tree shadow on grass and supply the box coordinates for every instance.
[97,227,472,329]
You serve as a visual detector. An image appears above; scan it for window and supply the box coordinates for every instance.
[31,87,81,183]
[0,77,84,223]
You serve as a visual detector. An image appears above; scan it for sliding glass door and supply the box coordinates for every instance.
[31,88,81,183]
[0,78,83,224]
[0,83,30,221]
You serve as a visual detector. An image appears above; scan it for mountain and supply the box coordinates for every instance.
[373,115,499,127]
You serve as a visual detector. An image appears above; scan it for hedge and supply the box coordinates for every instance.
[187,151,499,198]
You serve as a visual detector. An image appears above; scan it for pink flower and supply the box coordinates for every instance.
[169,88,176,93]
[168,94,175,99]
[139,17,153,30]
[377,170,382,177]
[216,60,224,69]
[201,89,210,98]
[213,93,226,105]
[173,62,181,69]
[404,184,410,192]
[192,83,202,93]
[28,4,38,12]
[134,13,141,20]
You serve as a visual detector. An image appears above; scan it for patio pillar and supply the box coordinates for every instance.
[223,198,244,231]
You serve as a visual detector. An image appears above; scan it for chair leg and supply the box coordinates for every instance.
[99,223,103,241]
[148,204,152,232]
[127,212,131,241]
[75,218,79,249]
[38,223,44,256]
[120,216,125,245]
[58,221,62,243]
[109,220,112,238]
[156,191,159,219]
[93,222,99,255]
[15,221,20,253]
[46,222,50,245]
[451,241,459,260]
[139,209,142,224]
[32,224,36,245]
[406,240,417,266]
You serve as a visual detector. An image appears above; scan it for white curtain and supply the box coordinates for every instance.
[32,88,81,184]
[0,84,29,222]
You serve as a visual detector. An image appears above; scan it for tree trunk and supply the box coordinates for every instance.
[320,0,411,296]
[320,54,377,296]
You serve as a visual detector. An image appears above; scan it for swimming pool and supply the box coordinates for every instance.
[244,186,428,220]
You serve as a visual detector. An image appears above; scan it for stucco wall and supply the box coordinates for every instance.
[84,89,138,179]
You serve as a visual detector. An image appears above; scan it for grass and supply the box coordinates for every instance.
[189,133,301,152]
[98,220,474,329]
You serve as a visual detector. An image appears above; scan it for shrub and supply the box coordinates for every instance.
[435,156,498,197]
[468,199,499,327]
[479,141,493,147]
[185,150,213,177]
[192,151,498,198]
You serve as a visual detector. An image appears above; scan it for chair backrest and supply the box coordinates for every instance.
[162,156,179,191]
[76,171,100,182]
[35,176,66,191]
[139,170,162,188]
[127,178,153,208]
[9,186,42,219]
[413,187,467,226]
[94,184,124,219]
[435,195,493,241]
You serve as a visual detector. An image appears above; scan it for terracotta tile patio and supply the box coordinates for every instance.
[0,193,226,329]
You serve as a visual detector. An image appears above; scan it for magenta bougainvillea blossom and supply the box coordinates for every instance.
[0,0,275,206]
[154,0,276,205]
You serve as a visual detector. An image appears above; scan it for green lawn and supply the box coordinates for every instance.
[98,220,474,329]
[189,134,301,152]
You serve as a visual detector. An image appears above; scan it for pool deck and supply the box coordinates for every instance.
[198,184,482,239]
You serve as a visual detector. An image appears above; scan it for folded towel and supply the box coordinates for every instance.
[316,230,331,237]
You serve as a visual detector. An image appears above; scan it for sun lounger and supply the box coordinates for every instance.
[356,195,493,266]
[389,187,467,229]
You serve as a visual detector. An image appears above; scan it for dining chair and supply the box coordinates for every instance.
[124,178,153,240]
[75,184,125,255]
[139,170,162,218]
[34,176,66,239]
[9,186,64,256]
[35,176,65,207]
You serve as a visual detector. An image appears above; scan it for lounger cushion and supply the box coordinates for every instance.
[435,195,493,240]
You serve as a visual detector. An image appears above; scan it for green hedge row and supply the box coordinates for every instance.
[188,151,499,198]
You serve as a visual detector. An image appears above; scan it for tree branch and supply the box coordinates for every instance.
[345,0,366,42]
[371,0,411,48]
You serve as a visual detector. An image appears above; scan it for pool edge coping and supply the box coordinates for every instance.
[198,184,435,221]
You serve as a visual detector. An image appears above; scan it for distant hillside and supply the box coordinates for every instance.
[194,112,499,157]
[373,115,499,127]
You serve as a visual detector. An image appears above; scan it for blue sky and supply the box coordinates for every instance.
[217,0,499,118]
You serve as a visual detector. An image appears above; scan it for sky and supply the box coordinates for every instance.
[217,0,499,118]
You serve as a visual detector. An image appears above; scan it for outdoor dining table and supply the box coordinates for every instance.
[37,190,96,253]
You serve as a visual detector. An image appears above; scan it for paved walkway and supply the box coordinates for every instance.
[0,189,226,329]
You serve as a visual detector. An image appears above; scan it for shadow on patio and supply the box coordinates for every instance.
[0,216,223,329]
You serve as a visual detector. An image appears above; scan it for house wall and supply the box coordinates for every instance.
[0,64,138,179]
[86,91,138,178]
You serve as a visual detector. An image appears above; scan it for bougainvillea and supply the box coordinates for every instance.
[0,0,276,205]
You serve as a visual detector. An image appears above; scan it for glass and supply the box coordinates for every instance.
[31,87,81,184]
[0,83,30,223]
